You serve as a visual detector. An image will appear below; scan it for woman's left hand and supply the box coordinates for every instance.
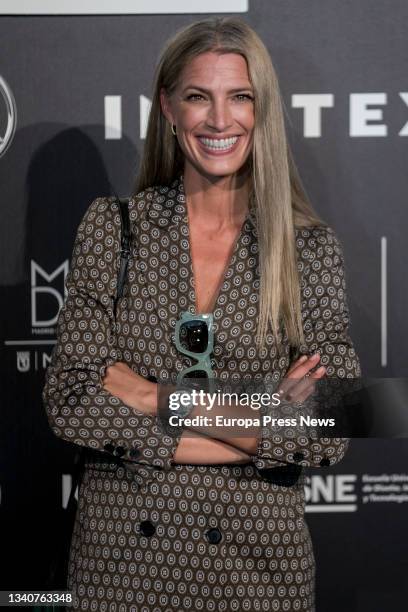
[102,362,157,415]
[278,353,326,404]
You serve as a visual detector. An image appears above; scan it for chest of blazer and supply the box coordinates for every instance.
[43,173,361,478]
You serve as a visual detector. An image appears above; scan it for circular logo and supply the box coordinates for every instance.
[0,75,17,158]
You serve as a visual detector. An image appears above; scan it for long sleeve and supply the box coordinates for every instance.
[252,225,361,470]
[42,197,182,470]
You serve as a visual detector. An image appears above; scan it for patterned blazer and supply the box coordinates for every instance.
[43,173,361,612]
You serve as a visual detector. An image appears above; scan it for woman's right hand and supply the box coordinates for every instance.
[102,362,158,415]
[277,353,326,404]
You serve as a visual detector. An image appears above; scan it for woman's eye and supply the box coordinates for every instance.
[235,94,254,101]
[186,93,254,102]
[186,94,205,101]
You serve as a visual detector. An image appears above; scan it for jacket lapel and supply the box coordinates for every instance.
[130,173,261,375]
[131,174,193,372]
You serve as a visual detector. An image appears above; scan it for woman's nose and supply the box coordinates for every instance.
[206,100,233,131]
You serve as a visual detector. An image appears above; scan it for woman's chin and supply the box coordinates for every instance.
[191,159,248,180]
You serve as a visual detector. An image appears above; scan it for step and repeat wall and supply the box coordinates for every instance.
[0,1,407,610]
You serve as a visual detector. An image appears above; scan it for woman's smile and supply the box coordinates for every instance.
[196,135,241,155]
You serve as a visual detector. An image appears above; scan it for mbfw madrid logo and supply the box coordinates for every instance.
[0,75,17,158]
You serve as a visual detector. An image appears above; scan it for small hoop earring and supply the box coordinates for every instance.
[171,123,177,136]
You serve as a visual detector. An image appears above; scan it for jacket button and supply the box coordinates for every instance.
[320,457,331,467]
[139,520,155,537]
[129,448,141,458]
[293,452,305,463]
[114,445,126,457]
[104,443,115,454]
[205,528,222,544]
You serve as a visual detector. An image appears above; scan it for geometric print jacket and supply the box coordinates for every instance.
[43,173,361,478]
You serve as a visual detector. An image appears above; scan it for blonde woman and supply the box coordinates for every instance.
[43,17,361,612]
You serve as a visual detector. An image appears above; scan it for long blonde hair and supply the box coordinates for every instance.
[134,17,325,352]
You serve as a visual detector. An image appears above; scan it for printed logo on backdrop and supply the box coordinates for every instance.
[4,260,68,373]
[292,93,408,137]
[305,474,358,513]
[31,261,69,331]
[17,351,30,373]
[361,473,408,505]
[28,260,68,370]
[304,473,408,513]
[0,75,17,158]
[0,0,248,15]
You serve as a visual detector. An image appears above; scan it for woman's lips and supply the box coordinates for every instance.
[196,135,241,156]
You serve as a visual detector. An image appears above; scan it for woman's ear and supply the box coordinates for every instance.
[160,88,174,125]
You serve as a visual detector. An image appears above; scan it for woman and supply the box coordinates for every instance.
[43,17,361,612]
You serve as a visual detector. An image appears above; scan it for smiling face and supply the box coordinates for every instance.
[160,51,255,181]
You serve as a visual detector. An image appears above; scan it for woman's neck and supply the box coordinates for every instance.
[183,165,250,231]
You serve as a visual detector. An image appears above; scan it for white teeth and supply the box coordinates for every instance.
[198,136,239,150]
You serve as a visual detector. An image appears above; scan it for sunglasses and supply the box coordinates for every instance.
[175,311,216,389]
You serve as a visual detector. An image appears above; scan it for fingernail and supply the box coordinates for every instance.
[311,353,320,360]
[299,355,308,362]
[316,366,325,373]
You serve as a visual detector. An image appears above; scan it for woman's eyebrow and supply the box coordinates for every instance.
[182,85,254,94]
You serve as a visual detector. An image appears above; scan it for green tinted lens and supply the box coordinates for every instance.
[182,370,209,380]
[179,320,209,354]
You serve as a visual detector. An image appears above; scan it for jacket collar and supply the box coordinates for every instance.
[144,172,257,232]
